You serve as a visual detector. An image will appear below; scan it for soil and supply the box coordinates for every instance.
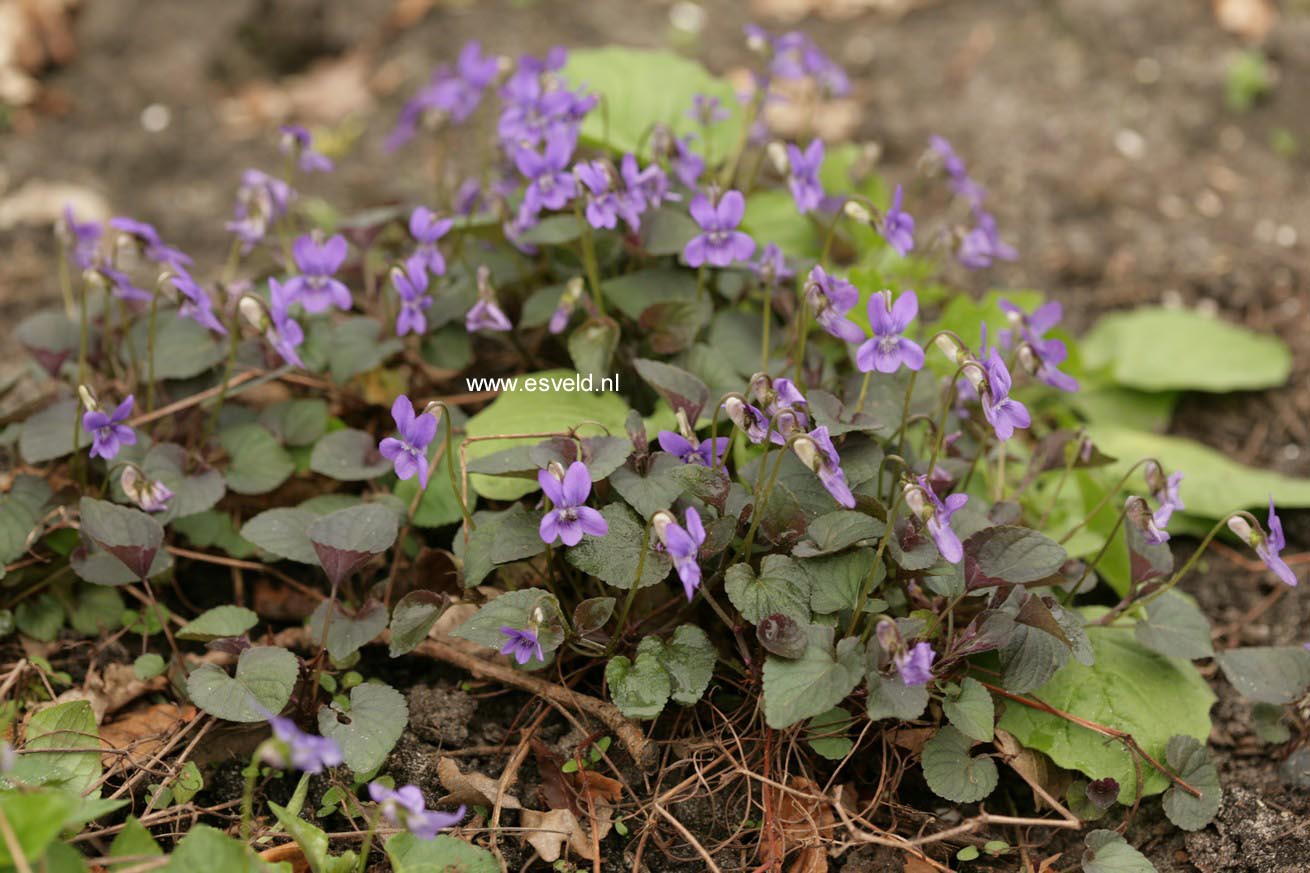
[3,0,1309,870]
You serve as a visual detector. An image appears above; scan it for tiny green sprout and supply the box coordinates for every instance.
[474,804,489,818]
[561,758,579,773]
[342,671,364,690]
[614,818,629,837]
[983,840,1010,855]
[957,845,980,861]
[319,673,338,693]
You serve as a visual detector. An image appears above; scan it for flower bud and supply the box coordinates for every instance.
[476,264,494,298]
[1017,344,1039,375]
[1227,515,1254,544]
[842,200,873,224]
[961,361,988,393]
[674,408,694,439]
[1143,460,1165,494]
[421,401,445,423]
[766,141,789,175]
[748,372,772,404]
[791,434,820,471]
[239,295,268,331]
[874,618,901,654]
[651,509,677,544]
[902,482,931,520]
[78,384,99,412]
[546,460,567,482]
[934,334,962,364]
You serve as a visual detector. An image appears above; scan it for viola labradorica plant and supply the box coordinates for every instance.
[6,22,1309,873]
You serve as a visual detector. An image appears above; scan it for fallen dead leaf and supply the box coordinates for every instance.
[259,841,310,873]
[519,804,612,863]
[83,661,169,721]
[437,756,521,810]
[902,855,940,873]
[0,0,78,106]
[994,728,1069,810]
[763,776,834,873]
[99,703,197,769]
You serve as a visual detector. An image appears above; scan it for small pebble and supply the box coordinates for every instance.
[1114,128,1146,160]
[141,103,171,133]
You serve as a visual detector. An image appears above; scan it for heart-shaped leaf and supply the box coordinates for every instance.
[310,429,392,481]
[388,591,447,657]
[177,605,260,642]
[186,646,299,723]
[79,497,164,579]
[318,681,407,774]
[307,504,399,587]
[308,599,389,660]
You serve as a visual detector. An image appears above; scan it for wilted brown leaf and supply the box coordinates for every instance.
[99,703,197,768]
[437,756,521,810]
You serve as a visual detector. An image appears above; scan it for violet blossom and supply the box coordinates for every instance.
[1145,463,1185,530]
[905,476,968,564]
[750,373,809,445]
[379,395,438,488]
[264,278,306,368]
[284,233,352,313]
[895,642,936,686]
[722,396,772,444]
[575,160,634,230]
[684,190,755,268]
[929,135,985,205]
[409,207,454,276]
[1127,496,1170,545]
[261,713,343,774]
[881,185,915,256]
[999,299,1077,392]
[82,394,136,461]
[857,290,925,374]
[279,124,334,173]
[538,461,609,547]
[1229,499,1298,587]
[657,430,729,467]
[368,783,465,841]
[753,243,793,287]
[958,210,1017,269]
[169,271,227,335]
[793,426,855,508]
[386,41,499,150]
[621,153,674,215]
[515,127,578,217]
[466,267,513,333]
[786,140,825,215]
[803,265,864,344]
[655,508,707,600]
[548,280,584,335]
[392,256,433,337]
[120,466,173,513]
[688,93,730,126]
[110,217,192,270]
[227,169,294,253]
[499,626,545,665]
[980,348,1031,441]
[59,206,102,270]
[94,264,151,303]
[672,135,705,188]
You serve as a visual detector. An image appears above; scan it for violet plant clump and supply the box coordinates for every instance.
[7,24,1308,873]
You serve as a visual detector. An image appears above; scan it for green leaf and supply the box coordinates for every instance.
[166,824,282,872]
[744,190,820,261]
[389,591,446,657]
[395,460,469,528]
[564,502,671,590]
[177,605,259,641]
[0,789,77,866]
[1213,646,1310,704]
[966,526,1067,586]
[1088,426,1310,516]
[639,207,699,255]
[793,510,884,558]
[69,585,126,635]
[805,707,855,761]
[306,504,399,587]
[1134,593,1213,660]
[921,726,999,803]
[725,555,812,625]
[80,497,163,579]
[1081,829,1157,873]
[260,398,329,446]
[1252,702,1291,744]
[318,681,407,775]
[108,817,163,869]
[308,599,389,660]
[221,424,295,495]
[602,268,697,321]
[124,313,224,380]
[15,592,65,640]
[325,317,402,382]
[0,476,51,565]
[140,443,226,522]
[568,316,620,383]
[944,677,996,742]
[241,508,320,564]
[648,624,715,705]
[186,645,299,723]
[20,398,79,464]
[997,621,1215,803]
[804,548,884,615]
[270,801,358,873]
[1160,734,1220,831]
[633,358,710,424]
[10,700,101,793]
[864,671,929,722]
[451,588,565,661]
[173,510,256,558]
[133,653,167,680]
[170,760,204,805]
[762,625,864,728]
[561,47,743,160]
[463,369,632,500]
[384,833,498,873]
[310,429,392,481]
[71,543,174,587]
[1082,307,1290,392]
[606,647,672,720]
[517,213,583,244]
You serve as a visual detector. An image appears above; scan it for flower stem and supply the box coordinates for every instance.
[204,315,242,445]
[793,297,809,385]
[355,809,382,873]
[851,489,905,640]
[760,287,772,373]
[575,202,606,316]
[607,522,654,657]
[240,751,260,841]
[1058,458,1156,545]
[145,289,159,414]
[741,440,789,563]
[72,279,90,489]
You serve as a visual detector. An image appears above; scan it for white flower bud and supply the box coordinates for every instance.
[842,200,873,224]
[961,361,988,393]
[238,296,267,331]
[902,483,931,520]
[546,460,567,482]
[934,334,962,364]
[651,509,677,545]
[1018,344,1039,374]
[766,141,790,175]
[1227,516,1254,543]
[791,435,820,471]
[565,275,585,302]
[77,384,99,412]
[675,408,694,439]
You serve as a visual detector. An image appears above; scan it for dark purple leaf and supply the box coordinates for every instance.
[633,358,710,424]
[79,498,163,580]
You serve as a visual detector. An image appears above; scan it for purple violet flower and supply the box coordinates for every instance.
[379,395,437,488]
[684,190,755,268]
[857,290,925,374]
[263,715,343,774]
[804,265,864,344]
[409,207,454,276]
[59,206,102,270]
[753,243,793,286]
[881,185,915,256]
[515,127,578,216]
[958,210,1017,270]
[793,426,855,508]
[906,476,968,564]
[499,626,545,665]
[538,462,609,547]
[980,348,1031,441]
[227,169,294,254]
[386,42,499,151]
[392,257,433,337]
[83,395,136,461]
[265,278,306,368]
[110,217,192,270]
[657,508,707,601]
[895,642,935,686]
[672,136,705,188]
[786,140,825,215]
[120,466,173,513]
[169,272,227,335]
[368,783,465,841]
[998,299,1078,392]
[548,282,583,335]
[466,297,513,333]
[929,135,985,205]
[285,233,352,313]
[1148,466,1185,530]
[575,160,628,230]
[1229,499,1298,587]
[621,153,674,216]
[722,396,772,444]
[657,431,729,467]
[688,93,730,126]
[280,125,334,173]
[94,264,151,303]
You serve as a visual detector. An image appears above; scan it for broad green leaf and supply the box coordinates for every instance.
[307,504,399,586]
[564,502,671,590]
[20,398,78,464]
[80,497,163,579]
[221,424,295,495]
[805,707,855,761]
[173,510,257,558]
[744,190,820,260]
[943,677,995,742]
[177,605,259,641]
[997,621,1215,803]
[1088,426,1310,516]
[108,816,163,869]
[140,443,226,522]
[124,312,224,380]
[186,645,299,723]
[70,544,174,587]
[921,726,999,803]
[633,358,710,425]
[389,591,446,657]
[725,555,812,625]
[310,429,392,481]
[394,459,469,528]
[865,671,929,722]
[133,653,167,680]
[606,647,672,720]
[1133,592,1213,660]
[0,476,52,566]
[648,624,715,705]
[804,548,884,615]
[1081,829,1157,873]
[561,47,743,160]
[463,369,633,500]
[10,700,101,793]
[966,526,1067,587]
[324,317,402,382]
[384,833,498,873]
[793,510,884,558]
[166,824,282,872]
[241,508,320,564]
[762,625,864,728]
[0,789,77,866]
[259,398,329,446]
[270,801,358,873]
[568,316,620,383]
[307,599,389,660]
[1082,306,1291,392]
[602,268,697,321]
[15,592,65,640]
[318,682,407,775]
[451,588,565,661]
[1213,646,1310,704]
[69,585,126,635]
[1160,734,1220,831]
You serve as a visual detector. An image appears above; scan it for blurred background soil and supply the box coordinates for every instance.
[1,0,1309,868]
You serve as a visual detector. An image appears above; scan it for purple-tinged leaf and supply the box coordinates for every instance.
[573,596,616,637]
[79,498,164,580]
[633,358,710,425]
[307,504,400,587]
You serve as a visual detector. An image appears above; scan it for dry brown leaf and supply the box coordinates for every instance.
[902,855,940,873]
[99,703,197,768]
[259,842,310,873]
[576,769,623,804]
[519,804,611,863]
[994,728,1070,809]
[763,776,834,871]
[0,0,78,105]
[84,662,169,720]
[437,756,521,810]
[889,726,934,755]
[1213,0,1277,42]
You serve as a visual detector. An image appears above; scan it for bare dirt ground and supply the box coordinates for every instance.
[2,0,1309,869]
